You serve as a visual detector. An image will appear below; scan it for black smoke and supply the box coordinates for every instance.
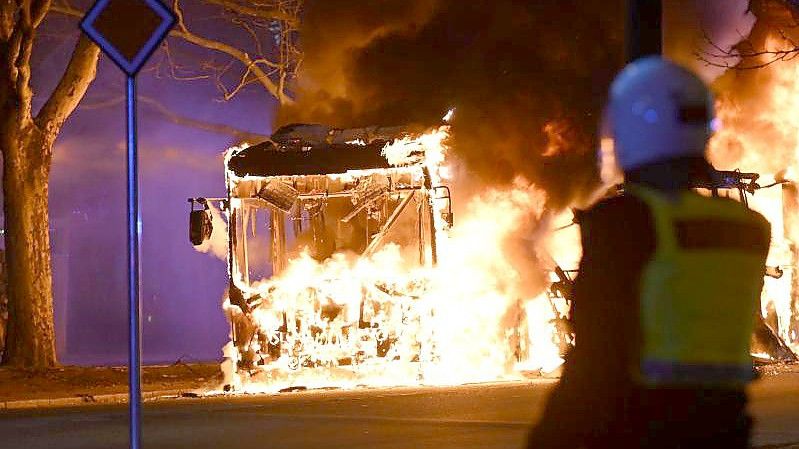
[279,1,626,209]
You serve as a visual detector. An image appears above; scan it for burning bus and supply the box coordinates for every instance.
[188,122,503,391]
[190,118,799,392]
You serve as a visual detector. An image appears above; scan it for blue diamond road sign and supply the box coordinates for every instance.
[80,0,176,76]
[80,3,176,449]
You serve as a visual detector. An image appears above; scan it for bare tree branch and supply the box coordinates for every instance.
[696,3,799,70]
[171,0,294,105]
[49,2,81,18]
[50,0,299,105]
[35,35,100,144]
[140,95,269,142]
[155,41,212,81]
[0,3,18,41]
[10,15,36,123]
[203,0,298,26]
[30,0,52,28]
[697,39,799,70]
[80,93,270,143]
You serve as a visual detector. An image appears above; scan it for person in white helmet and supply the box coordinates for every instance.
[526,56,770,449]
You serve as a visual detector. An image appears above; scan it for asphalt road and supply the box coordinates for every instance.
[2,374,799,449]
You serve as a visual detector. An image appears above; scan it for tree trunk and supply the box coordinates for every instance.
[0,6,98,369]
[2,131,57,369]
[0,250,7,362]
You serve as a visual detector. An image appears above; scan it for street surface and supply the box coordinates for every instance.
[2,373,799,449]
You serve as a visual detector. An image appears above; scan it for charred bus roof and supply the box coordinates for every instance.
[226,123,429,178]
[226,140,393,178]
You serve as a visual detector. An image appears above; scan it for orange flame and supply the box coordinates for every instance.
[709,35,799,355]
[214,127,572,393]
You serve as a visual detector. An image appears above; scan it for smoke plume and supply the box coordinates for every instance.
[279,1,626,209]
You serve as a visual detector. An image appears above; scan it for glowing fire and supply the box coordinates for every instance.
[214,124,573,394]
[709,35,799,355]
[207,41,799,394]
[206,40,799,392]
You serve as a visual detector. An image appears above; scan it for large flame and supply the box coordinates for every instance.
[216,125,574,393]
[208,47,799,394]
[709,35,799,354]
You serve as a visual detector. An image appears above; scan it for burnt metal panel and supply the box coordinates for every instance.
[227,140,393,177]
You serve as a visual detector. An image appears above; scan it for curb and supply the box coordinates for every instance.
[0,389,192,411]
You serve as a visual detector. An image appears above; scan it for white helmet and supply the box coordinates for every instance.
[607,56,715,172]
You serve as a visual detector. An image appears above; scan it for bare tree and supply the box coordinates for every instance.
[52,0,302,104]
[1,0,301,369]
[1,2,100,369]
[170,0,302,106]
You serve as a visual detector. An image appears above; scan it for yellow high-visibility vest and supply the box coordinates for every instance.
[628,185,770,387]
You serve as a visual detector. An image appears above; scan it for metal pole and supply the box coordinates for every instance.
[627,0,662,62]
[126,75,142,449]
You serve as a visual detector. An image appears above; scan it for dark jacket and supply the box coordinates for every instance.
[527,193,750,449]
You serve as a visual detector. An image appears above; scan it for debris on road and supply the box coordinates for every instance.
[0,363,221,405]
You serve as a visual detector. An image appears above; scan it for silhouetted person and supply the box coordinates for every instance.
[527,57,770,449]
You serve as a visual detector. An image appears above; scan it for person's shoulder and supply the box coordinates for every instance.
[574,193,655,250]
[594,193,648,210]
[575,194,650,224]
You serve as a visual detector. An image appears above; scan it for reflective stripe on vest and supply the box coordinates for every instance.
[628,185,770,387]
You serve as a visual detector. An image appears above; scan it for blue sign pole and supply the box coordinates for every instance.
[626,0,662,62]
[80,3,176,447]
[126,75,142,449]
